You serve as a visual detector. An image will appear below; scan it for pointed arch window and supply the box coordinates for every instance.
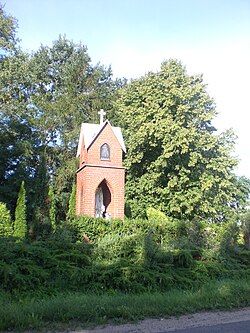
[100,143,110,160]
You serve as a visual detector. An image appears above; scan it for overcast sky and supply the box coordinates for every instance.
[5,0,250,178]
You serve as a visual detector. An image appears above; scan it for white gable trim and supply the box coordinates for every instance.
[86,120,109,150]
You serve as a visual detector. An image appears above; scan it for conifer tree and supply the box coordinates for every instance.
[33,152,49,225]
[13,181,27,238]
[34,153,49,208]
[0,202,13,237]
[48,185,56,232]
[67,183,76,221]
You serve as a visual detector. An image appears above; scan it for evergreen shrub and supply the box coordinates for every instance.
[48,185,56,232]
[13,181,27,239]
[0,203,12,237]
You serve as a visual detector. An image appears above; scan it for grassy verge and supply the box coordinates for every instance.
[0,277,249,331]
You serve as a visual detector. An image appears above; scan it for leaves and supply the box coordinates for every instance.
[0,5,18,56]
[116,59,239,221]
[0,202,12,237]
[67,183,76,221]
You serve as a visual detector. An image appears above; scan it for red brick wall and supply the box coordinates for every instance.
[76,122,125,219]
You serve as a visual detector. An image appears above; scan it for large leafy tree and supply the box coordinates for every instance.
[29,36,114,146]
[116,60,238,221]
[0,17,122,222]
[0,6,37,212]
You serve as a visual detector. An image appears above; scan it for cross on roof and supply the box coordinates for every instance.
[98,109,106,124]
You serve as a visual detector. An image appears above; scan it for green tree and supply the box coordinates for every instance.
[116,59,238,221]
[48,185,56,232]
[0,4,18,56]
[34,153,49,209]
[0,111,39,213]
[31,153,50,238]
[0,202,12,237]
[67,183,76,221]
[13,181,27,238]
[0,7,37,214]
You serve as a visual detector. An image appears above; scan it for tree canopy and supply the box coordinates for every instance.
[0,4,18,56]
[116,60,241,221]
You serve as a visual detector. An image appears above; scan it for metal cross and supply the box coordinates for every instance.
[98,109,106,124]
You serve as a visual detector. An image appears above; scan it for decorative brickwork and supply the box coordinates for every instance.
[76,120,125,219]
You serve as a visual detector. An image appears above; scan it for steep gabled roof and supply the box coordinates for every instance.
[76,120,126,157]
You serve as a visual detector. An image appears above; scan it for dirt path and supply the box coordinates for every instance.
[74,307,250,333]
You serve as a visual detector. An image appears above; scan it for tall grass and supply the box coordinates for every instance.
[0,277,249,331]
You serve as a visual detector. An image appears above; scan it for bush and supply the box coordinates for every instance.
[146,207,169,223]
[219,221,240,254]
[0,238,92,292]
[0,203,12,237]
[0,214,248,293]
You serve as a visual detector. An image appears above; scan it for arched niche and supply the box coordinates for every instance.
[95,179,112,218]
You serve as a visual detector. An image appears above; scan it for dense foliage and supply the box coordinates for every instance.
[67,183,76,221]
[13,181,27,238]
[0,215,249,293]
[0,4,18,55]
[241,209,250,250]
[116,60,245,220]
[48,185,56,232]
[0,202,12,237]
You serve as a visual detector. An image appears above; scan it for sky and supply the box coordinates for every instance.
[4,0,250,178]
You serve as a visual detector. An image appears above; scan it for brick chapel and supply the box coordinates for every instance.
[76,110,126,219]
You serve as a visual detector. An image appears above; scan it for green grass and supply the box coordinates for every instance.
[0,277,249,331]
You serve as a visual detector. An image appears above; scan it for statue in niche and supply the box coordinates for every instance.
[95,187,105,218]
